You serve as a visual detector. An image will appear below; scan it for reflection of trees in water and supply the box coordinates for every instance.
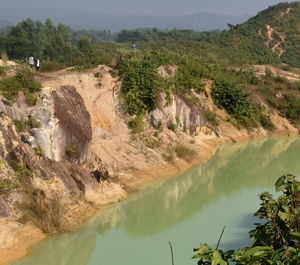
[113,137,300,236]
[11,137,300,265]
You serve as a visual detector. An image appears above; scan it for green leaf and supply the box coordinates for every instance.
[212,251,228,265]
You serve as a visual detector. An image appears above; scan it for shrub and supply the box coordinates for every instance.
[35,146,45,157]
[285,94,300,121]
[118,55,159,115]
[212,79,258,128]
[66,145,76,155]
[175,62,206,93]
[0,70,41,105]
[168,123,177,132]
[0,66,6,76]
[144,136,161,149]
[13,119,28,132]
[0,179,15,195]
[11,162,32,182]
[259,114,275,131]
[174,144,197,162]
[204,110,219,126]
[162,147,175,164]
[127,115,144,134]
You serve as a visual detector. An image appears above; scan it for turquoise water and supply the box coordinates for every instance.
[11,136,300,265]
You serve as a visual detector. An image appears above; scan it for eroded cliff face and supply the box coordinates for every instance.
[0,64,298,264]
[0,68,128,244]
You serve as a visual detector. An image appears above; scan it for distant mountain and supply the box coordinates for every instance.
[0,6,250,31]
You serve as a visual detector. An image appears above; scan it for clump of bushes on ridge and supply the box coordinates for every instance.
[0,70,41,105]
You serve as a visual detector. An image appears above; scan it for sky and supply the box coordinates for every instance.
[0,0,293,16]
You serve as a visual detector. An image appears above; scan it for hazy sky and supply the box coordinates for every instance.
[0,0,292,16]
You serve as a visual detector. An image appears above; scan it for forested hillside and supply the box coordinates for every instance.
[0,2,299,68]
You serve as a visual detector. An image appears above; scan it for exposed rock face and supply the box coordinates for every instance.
[52,85,92,162]
[0,115,96,192]
[149,93,204,134]
[0,85,92,162]
[29,87,64,161]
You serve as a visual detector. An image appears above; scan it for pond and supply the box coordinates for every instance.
[11,136,300,265]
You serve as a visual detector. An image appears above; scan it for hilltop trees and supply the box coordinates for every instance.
[0,18,75,61]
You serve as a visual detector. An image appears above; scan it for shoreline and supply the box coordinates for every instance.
[0,130,298,265]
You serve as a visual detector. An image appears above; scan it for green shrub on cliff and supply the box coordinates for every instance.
[118,54,159,115]
[211,79,256,128]
[0,179,16,195]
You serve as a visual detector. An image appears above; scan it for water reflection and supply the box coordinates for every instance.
[12,136,300,265]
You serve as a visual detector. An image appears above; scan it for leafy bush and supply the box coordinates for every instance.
[127,115,144,134]
[212,79,256,127]
[175,62,206,93]
[168,123,177,132]
[193,174,300,265]
[118,55,159,115]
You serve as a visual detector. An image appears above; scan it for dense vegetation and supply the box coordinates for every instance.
[0,2,299,67]
[117,50,278,130]
[193,174,300,265]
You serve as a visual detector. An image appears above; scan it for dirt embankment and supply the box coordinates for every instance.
[0,65,298,265]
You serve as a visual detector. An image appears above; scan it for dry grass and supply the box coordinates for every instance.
[19,189,64,233]
[174,144,197,162]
